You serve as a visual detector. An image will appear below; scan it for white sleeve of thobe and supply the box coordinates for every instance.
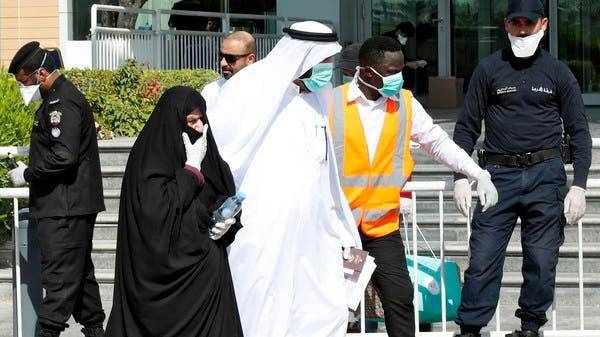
[410,98,484,180]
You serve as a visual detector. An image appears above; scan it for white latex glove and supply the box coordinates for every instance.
[564,186,586,225]
[182,124,208,171]
[8,161,27,187]
[476,170,498,212]
[342,246,352,260]
[400,197,413,217]
[453,178,472,217]
[209,217,236,240]
[416,59,428,68]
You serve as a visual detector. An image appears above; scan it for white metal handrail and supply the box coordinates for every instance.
[347,179,600,337]
[90,4,333,70]
[3,179,600,336]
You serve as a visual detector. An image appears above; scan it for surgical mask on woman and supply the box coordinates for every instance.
[301,62,333,92]
[508,28,544,58]
[358,66,404,97]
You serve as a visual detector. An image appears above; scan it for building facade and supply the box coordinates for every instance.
[1,0,599,105]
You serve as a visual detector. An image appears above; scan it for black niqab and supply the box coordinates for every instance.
[106,86,243,337]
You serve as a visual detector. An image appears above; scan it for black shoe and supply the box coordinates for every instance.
[505,330,539,337]
[454,333,481,337]
[81,325,105,337]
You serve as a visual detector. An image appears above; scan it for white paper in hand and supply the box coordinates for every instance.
[345,255,376,310]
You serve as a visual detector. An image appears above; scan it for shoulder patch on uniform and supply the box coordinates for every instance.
[49,99,60,105]
[49,111,62,126]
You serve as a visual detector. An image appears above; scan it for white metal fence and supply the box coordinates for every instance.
[90,5,326,71]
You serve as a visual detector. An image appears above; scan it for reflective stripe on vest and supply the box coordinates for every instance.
[331,84,414,237]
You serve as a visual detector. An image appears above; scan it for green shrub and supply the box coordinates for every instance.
[0,71,36,146]
[64,59,219,136]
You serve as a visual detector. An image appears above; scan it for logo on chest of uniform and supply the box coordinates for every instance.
[496,86,518,95]
[531,85,553,95]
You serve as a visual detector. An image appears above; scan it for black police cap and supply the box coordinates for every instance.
[507,0,545,22]
[8,41,44,75]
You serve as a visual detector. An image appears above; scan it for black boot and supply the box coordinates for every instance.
[505,330,539,337]
[81,324,105,337]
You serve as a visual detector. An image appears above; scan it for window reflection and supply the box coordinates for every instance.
[557,1,600,93]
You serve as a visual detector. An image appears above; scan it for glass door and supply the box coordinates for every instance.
[556,0,600,105]
[371,0,439,96]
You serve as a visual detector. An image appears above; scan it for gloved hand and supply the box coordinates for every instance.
[415,59,428,68]
[209,217,236,240]
[182,124,208,171]
[564,186,586,225]
[400,197,413,217]
[476,170,498,212]
[342,246,352,260]
[453,178,472,217]
[8,161,27,187]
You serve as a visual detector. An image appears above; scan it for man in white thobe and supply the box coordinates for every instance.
[208,21,361,337]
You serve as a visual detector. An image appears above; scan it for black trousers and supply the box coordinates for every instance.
[456,157,566,333]
[35,214,105,332]
[362,231,414,337]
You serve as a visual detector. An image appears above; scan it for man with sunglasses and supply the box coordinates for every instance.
[7,41,106,337]
[201,31,256,109]
[330,36,498,337]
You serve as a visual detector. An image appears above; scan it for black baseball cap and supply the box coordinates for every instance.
[507,0,545,22]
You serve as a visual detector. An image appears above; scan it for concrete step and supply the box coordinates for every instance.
[3,241,600,283]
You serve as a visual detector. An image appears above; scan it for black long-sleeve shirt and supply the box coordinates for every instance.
[453,48,592,188]
[24,75,105,218]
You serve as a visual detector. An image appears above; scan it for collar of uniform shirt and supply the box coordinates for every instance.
[346,77,399,106]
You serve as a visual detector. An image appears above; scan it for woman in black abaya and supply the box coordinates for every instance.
[105,86,243,337]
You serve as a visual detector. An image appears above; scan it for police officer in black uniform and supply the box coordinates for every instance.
[451,1,592,337]
[7,41,106,337]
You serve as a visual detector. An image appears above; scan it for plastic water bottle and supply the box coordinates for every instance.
[5,153,17,170]
[212,192,245,223]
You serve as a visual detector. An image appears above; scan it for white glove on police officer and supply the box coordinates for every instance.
[476,170,498,212]
[182,124,208,171]
[209,217,236,240]
[8,161,27,187]
[564,186,586,225]
[453,178,472,217]
[400,197,413,217]
[453,170,498,217]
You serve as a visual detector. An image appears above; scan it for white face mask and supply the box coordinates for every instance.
[397,35,408,45]
[508,28,544,58]
[18,52,47,105]
[19,82,42,105]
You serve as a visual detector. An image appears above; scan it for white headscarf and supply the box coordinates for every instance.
[209,21,342,186]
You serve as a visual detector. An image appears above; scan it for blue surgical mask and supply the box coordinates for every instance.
[358,66,404,97]
[301,62,333,92]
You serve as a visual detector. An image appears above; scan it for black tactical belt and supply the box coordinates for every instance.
[484,148,561,167]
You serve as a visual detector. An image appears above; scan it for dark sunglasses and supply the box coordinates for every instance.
[219,52,250,64]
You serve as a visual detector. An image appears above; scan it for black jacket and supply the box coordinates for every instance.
[24,75,105,218]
